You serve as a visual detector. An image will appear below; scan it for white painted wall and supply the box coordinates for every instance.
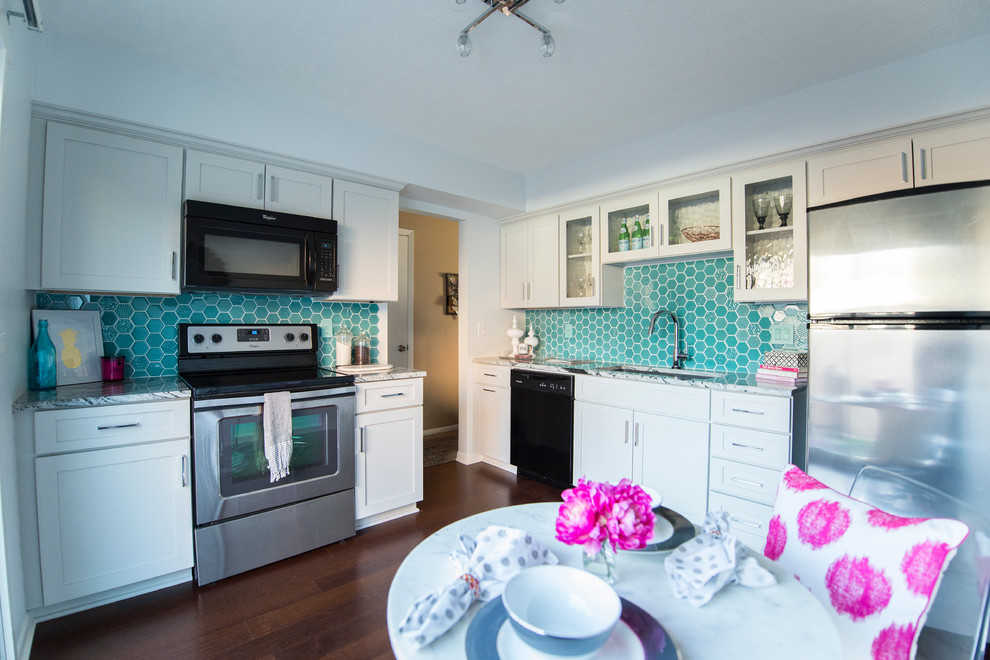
[526,34,990,210]
[0,15,38,660]
[31,33,527,216]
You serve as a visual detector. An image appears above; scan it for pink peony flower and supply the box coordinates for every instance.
[555,478,656,554]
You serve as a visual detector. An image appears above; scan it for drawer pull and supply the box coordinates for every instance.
[381,392,406,398]
[729,515,762,530]
[482,372,497,378]
[96,422,141,431]
[482,388,496,393]
[730,408,765,416]
[731,476,764,488]
[730,442,764,452]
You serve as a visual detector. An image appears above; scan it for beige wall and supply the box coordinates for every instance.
[399,211,459,432]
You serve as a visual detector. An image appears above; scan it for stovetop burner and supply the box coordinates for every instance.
[177,323,354,398]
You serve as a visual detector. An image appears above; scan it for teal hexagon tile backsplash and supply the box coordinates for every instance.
[35,292,379,379]
[525,257,807,373]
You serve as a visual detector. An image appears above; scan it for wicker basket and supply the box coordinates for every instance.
[680,225,720,242]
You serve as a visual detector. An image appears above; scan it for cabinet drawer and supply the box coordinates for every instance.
[474,364,509,389]
[709,457,782,505]
[35,400,190,455]
[710,424,790,470]
[708,491,774,552]
[356,378,423,413]
[574,375,710,420]
[710,391,790,433]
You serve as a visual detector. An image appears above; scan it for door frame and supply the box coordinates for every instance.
[389,228,414,368]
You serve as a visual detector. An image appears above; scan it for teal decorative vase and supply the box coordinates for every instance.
[28,319,57,390]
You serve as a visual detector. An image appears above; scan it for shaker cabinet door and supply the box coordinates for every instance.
[331,179,400,301]
[354,405,424,520]
[42,122,183,295]
[573,401,633,485]
[184,150,266,208]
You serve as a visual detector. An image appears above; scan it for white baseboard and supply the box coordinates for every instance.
[15,615,34,660]
[30,570,193,623]
[424,425,458,436]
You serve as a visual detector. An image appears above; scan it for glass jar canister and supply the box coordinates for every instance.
[28,319,57,390]
[352,332,371,365]
[334,327,353,366]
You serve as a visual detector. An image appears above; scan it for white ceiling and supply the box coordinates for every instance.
[38,0,990,175]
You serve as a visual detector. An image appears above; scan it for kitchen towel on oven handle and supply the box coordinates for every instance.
[263,391,293,482]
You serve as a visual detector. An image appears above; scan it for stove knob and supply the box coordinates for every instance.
[285,333,295,342]
[299,332,309,342]
[193,334,205,344]
[211,333,223,344]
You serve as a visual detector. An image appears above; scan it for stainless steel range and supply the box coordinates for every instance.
[178,323,356,585]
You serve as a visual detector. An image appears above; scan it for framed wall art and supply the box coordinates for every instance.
[31,309,104,385]
[443,273,458,316]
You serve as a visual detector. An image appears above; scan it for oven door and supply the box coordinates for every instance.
[192,387,355,526]
[184,217,314,293]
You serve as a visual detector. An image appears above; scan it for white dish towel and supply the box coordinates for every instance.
[263,391,293,482]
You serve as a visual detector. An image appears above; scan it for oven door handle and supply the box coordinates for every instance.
[192,387,357,411]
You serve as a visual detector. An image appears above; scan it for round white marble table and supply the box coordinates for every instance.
[386,503,841,659]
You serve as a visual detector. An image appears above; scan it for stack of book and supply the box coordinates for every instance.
[756,349,808,384]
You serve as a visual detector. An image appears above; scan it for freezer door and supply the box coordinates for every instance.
[808,184,990,317]
[808,322,990,500]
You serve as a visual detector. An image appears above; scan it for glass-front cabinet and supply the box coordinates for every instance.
[559,207,623,307]
[600,193,660,264]
[731,162,808,302]
[659,177,732,257]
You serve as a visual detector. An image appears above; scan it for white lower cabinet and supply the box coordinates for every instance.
[707,389,806,551]
[573,376,711,525]
[354,379,424,522]
[33,400,193,606]
[473,365,511,465]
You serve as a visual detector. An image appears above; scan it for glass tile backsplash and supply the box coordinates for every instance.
[525,257,808,373]
[34,292,379,379]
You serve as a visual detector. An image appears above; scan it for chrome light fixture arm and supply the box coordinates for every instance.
[456,0,558,58]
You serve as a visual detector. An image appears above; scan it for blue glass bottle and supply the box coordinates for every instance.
[28,319,57,390]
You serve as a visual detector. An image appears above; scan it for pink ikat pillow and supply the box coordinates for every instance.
[764,465,969,660]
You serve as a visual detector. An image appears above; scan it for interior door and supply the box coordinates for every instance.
[388,230,413,368]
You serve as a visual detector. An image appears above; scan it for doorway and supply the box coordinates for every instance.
[388,229,414,369]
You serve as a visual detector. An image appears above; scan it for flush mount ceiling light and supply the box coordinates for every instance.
[456,0,562,58]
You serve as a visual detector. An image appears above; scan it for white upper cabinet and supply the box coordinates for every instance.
[807,118,990,206]
[42,122,183,295]
[559,206,623,307]
[331,179,399,302]
[731,162,808,303]
[658,177,733,257]
[184,150,332,218]
[501,215,559,309]
[600,193,660,264]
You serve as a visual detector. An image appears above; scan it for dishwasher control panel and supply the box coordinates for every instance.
[510,369,574,397]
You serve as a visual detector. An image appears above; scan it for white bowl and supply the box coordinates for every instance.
[502,565,622,656]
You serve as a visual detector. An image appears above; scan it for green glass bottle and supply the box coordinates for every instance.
[28,319,57,390]
[618,219,630,252]
[642,214,651,248]
[631,216,643,250]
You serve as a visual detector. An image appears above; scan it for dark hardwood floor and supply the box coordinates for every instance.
[30,462,563,659]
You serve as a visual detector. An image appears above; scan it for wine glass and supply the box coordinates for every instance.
[773,194,793,227]
[752,197,772,230]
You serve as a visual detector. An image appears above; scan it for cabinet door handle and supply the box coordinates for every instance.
[731,476,764,488]
[257,173,264,200]
[730,407,764,415]
[270,175,277,202]
[735,265,741,289]
[659,225,664,246]
[730,442,764,452]
[96,422,141,431]
[181,455,189,487]
[590,276,595,296]
[624,420,630,444]
[381,392,406,398]
[527,282,531,301]
[729,515,762,530]
[901,152,909,183]
[171,251,178,280]
[633,422,639,447]
[919,148,928,180]
[359,427,367,453]
[521,283,526,300]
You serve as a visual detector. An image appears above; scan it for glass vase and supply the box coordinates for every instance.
[582,544,617,585]
[28,319,57,391]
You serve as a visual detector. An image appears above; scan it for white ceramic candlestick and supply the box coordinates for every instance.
[507,316,524,355]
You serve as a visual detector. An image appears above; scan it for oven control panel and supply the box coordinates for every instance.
[182,324,316,354]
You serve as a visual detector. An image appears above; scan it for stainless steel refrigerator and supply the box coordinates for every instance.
[806,182,990,656]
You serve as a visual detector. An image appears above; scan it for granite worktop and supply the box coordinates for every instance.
[474,356,805,396]
[351,366,427,383]
[13,376,190,413]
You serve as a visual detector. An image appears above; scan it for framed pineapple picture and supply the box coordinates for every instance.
[31,310,104,385]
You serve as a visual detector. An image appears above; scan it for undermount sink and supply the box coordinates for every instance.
[602,365,718,381]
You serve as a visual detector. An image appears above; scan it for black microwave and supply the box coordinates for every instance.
[183,200,337,295]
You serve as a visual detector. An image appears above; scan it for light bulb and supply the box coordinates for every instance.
[457,33,472,57]
[540,32,555,57]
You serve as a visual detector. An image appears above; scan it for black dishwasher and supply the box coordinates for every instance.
[510,369,574,489]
